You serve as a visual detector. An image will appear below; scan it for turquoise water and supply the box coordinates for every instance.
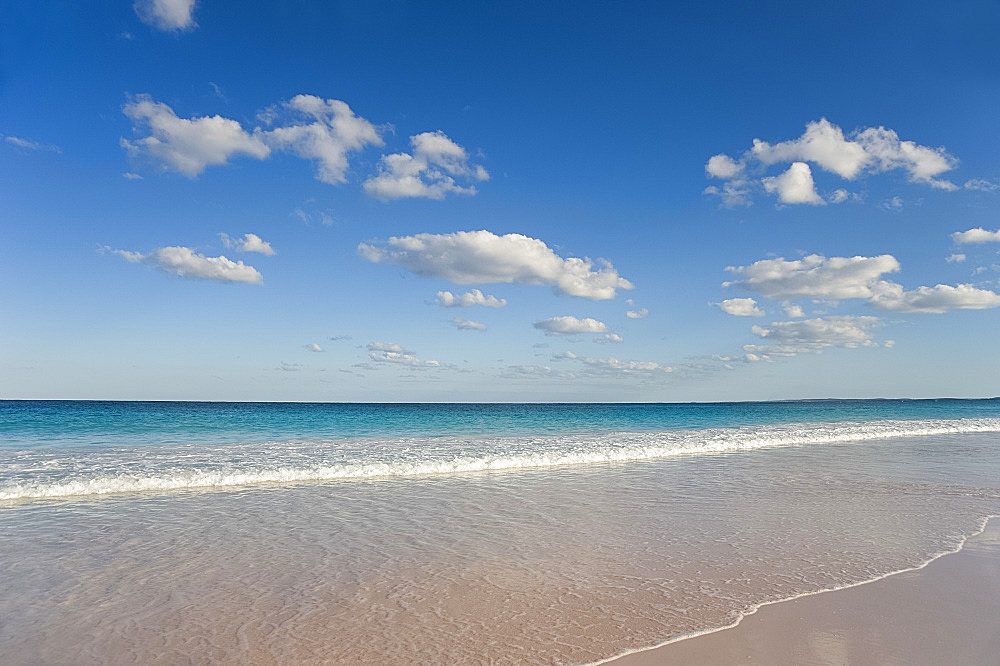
[2,399,1000,501]
[3,398,998,448]
[2,399,1000,663]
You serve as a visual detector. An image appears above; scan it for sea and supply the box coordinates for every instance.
[1,399,999,664]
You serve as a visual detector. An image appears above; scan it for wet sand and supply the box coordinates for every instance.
[605,517,1000,665]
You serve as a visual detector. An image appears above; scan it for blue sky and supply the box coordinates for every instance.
[2,0,999,401]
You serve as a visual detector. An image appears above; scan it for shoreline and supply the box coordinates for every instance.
[596,514,1000,665]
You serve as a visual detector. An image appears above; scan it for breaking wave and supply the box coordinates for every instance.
[2,418,999,501]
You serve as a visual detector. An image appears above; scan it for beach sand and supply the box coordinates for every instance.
[605,517,1000,665]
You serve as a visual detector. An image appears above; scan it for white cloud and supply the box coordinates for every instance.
[3,135,60,153]
[705,154,744,179]
[113,246,263,284]
[946,254,966,263]
[703,180,751,207]
[853,125,958,189]
[134,0,196,31]
[122,94,380,184]
[500,365,576,380]
[762,162,824,205]
[122,172,142,180]
[220,233,276,255]
[828,188,850,204]
[951,227,1000,244]
[363,131,488,200]
[436,289,507,308]
[715,297,764,317]
[279,362,301,372]
[882,196,904,211]
[534,316,611,336]
[708,118,960,204]
[783,303,805,318]
[597,333,624,343]
[625,308,649,319]
[260,95,382,184]
[359,230,633,300]
[453,317,487,331]
[556,350,672,375]
[121,96,270,177]
[752,118,958,188]
[964,178,1000,192]
[744,316,882,356]
[752,119,870,179]
[724,254,900,300]
[366,342,444,367]
[869,282,1000,313]
[306,343,324,352]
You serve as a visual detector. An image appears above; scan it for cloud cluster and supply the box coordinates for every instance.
[705,118,959,206]
[725,254,901,300]
[366,342,444,367]
[436,289,507,308]
[556,350,672,376]
[533,316,610,335]
[220,233,276,255]
[364,131,488,200]
[260,95,383,184]
[121,95,488,201]
[134,0,196,31]
[112,246,263,284]
[744,316,883,357]
[726,252,1000,315]
[359,230,633,300]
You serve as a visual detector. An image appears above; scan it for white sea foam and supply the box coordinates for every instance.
[2,417,999,500]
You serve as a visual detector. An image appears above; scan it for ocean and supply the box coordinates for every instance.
[2,399,999,663]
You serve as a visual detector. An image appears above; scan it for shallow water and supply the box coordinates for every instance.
[2,420,998,663]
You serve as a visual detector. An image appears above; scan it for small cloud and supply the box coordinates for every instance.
[109,245,263,284]
[134,0,197,31]
[625,308,649,319]
[783,303,805,318]
[279,362,301,372]
[437,289,507,308]
[363,131,488,201]
[596,333,624,343]
[828,189,850,204]
[964,178,1000,192]
[705,154,744,179]
[715,297,764,317]
[366,341,447,368]
[122,172,143,180]
[762,162,824,205]
[951,227,1000,244]
[306,343,324,352]
[329,335,352,341]
[3,135,60,153]
[533,316,611,336]
[220,232,276,255]
[453,317,486,331]
[882,196,904,211]
[946,254,966,263]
